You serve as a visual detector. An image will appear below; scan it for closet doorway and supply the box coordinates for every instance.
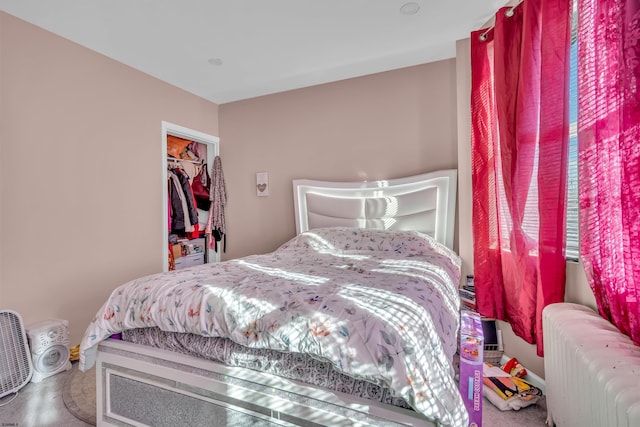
[161,121,220,272]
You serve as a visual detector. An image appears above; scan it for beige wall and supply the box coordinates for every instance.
[1,12,460,346]
[219,60,459,259]
[1,11,598,383]
[0,13,219,344]
[455,38,597,379]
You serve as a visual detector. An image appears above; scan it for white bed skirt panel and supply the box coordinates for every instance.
[96,339,437,427]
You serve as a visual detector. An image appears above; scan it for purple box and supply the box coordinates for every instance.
[459,310,484,427]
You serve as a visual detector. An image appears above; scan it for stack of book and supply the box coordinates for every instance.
[459,275,477,312]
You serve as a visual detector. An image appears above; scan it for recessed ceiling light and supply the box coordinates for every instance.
[208,58,223,66]
[400,2,420,15]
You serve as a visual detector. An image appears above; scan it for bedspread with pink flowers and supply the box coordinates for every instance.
[79,227,467,427]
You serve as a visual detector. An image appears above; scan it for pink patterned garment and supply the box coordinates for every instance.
[578,0,640,345]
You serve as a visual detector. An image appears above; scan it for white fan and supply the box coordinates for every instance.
[0,310,33,398]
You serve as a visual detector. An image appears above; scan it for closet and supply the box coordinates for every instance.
[162,122,220,271]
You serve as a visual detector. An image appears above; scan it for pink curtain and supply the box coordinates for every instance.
[471,0,571,355]
[577,0,640,345]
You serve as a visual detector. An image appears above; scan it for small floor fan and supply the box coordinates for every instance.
[0,310,33,398]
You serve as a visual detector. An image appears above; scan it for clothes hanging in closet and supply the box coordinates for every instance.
[168,166,199,236]
[206,156,227,252]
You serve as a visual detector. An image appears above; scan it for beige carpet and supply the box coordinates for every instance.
[62,363,96,425]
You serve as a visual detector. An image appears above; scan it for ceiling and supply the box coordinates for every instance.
[0,0,506,104]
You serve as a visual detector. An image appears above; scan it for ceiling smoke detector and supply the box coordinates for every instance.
[400,2,420,15]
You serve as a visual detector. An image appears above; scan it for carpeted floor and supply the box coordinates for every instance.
[62,364,96,425]
[61,361,547,426]
[481,391,547,426]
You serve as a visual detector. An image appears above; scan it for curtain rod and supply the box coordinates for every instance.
[478,3,520,41]
[168,157,204,165]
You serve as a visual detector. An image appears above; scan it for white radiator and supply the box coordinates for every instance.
[543,303,640,427]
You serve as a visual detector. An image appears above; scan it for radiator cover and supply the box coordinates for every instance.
[543,303,640,427]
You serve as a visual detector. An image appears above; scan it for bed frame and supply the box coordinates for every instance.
[95,169,458,426]
[293,169,457,250]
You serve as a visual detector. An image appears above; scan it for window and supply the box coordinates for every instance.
[566,3,579,261]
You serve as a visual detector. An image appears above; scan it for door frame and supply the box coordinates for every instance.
[161,121,220,271]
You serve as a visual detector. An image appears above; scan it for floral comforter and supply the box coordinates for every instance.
[80,227,468,427]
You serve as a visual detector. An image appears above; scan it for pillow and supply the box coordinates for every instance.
[279,227,453,257]
[167,135,192,158]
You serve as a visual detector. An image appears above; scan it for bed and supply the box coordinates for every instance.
[79,169,467,427]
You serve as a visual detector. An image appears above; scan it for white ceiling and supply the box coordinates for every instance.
[0,0,505,104]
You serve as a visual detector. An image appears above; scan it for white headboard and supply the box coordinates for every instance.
[293,169,457,250]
